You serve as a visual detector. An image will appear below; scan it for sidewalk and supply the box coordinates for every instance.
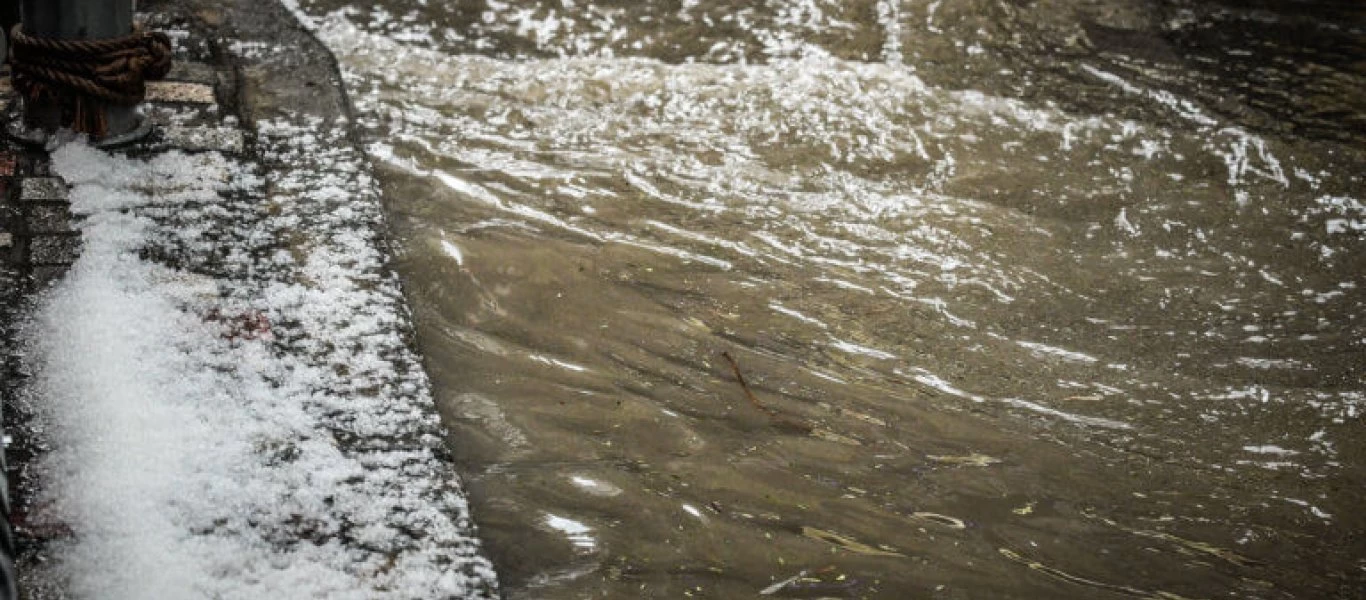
[0,1,497,598]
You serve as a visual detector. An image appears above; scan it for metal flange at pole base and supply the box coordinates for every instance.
[5,112,155,150]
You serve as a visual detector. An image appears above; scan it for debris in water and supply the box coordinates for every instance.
[1000,548,1196,599]
[1086,513,1263,568]
[801,526,904,557]
[846,411,887,427]
[811,428,863,446]
[720,351,813,434]
[760,566,862,595]
[928,453,1002,467]
[758,570,806,595]
[910,512,967,530]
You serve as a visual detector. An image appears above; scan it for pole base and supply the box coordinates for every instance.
[5,108,155,150]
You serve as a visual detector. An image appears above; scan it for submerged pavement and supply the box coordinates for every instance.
[0,0,497,597]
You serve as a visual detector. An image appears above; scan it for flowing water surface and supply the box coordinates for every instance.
[287,1,1364,597]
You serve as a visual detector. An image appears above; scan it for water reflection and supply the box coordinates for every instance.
[544,514,598,553]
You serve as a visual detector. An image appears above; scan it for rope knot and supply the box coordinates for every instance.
[8,24,175,137]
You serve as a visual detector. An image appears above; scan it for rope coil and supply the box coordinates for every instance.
[8,24,173,137]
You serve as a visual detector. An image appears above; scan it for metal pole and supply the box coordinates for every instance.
[18,0,141,141]
[0,3,18,63]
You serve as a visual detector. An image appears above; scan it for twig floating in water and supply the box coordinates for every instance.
[721,351,773,416]
[721,351,813,434]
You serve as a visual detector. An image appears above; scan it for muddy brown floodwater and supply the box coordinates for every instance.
[290,0,1364,597]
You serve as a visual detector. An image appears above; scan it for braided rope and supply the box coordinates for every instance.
[8,24,173,136]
